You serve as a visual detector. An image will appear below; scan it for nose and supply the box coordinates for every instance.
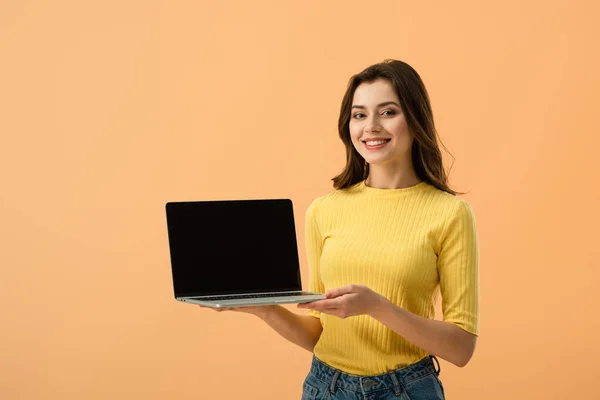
[365,121,382,133]
[364,114,382,133]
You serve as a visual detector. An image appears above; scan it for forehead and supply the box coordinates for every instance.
[352,79,399,104]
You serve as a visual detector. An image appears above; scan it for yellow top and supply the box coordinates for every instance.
[305,179,479,375]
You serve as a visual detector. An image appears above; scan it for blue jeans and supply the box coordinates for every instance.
[301,355,445,400]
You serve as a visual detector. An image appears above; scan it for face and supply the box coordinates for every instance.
[349,78,414,168]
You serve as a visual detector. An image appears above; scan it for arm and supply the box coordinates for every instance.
[299,286,476,367]
[370,299,477,367]
[375,200,479,366]
[254,305,323,352]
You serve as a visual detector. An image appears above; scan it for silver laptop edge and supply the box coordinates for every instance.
[178,291,325,308]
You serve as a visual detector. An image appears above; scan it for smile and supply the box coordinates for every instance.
[363,139,391,150]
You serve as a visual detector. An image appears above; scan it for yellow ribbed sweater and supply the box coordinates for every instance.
[304,179,479,375]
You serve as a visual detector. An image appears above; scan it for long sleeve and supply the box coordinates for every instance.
[437,200,480,336]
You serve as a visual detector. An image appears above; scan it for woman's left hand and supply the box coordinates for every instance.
[297,284,388,319]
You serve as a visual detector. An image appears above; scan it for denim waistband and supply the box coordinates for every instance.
[309,354,441,395]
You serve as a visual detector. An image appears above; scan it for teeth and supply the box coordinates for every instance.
[366,140,388,146]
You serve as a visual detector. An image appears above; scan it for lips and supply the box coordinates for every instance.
[363,139,391,150]
[362,138,391,143]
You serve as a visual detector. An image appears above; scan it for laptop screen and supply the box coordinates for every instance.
[166,199,302,297]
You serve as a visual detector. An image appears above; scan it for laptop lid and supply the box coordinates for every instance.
[165,199,303,298]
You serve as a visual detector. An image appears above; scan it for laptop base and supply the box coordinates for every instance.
[178,291,325,308]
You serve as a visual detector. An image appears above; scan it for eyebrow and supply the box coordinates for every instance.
[351,101,401,110]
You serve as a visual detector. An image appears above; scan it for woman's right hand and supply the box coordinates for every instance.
[198,304,275,317]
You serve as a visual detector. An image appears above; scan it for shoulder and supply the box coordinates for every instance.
[425,184,474,213]
[428,193,477,242]
[420,185,477,237]
[306,190,336,217]
[305,183,359,220]
[307,182,361,209]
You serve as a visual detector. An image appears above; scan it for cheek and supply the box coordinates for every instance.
[386,119,408,135]
[348,124,362,143]
[397,116,412,134]
[348,121,358,134]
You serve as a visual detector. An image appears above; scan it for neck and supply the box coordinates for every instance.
[365,169,421,190]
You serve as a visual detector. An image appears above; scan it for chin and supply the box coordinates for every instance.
[364,156,395,165]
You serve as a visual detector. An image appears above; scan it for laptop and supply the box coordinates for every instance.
[165,198,325,308]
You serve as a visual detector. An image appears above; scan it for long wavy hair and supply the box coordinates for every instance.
[332,59,463,196]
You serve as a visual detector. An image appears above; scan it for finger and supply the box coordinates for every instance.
[325,284,358,298]
[312,306,341,316]
[298,299,335,309]
[301,302,340,314]
[314,298,343,308]
[199,305,225,311]
[200,306,230,312]
[309,301,349,317]
[298,300,321,308]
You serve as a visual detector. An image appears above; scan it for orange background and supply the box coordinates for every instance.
[1,1,599,399]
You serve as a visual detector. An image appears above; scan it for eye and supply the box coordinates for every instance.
[382,110,396,116]
[353,113,365,119]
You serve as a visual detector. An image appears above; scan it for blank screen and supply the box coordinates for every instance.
[166,199,302,297]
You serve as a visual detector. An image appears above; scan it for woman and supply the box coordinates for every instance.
[203,59,479,400]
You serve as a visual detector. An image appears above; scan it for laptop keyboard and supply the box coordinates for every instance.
[193,291,313,301]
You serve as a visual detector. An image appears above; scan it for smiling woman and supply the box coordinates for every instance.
[295,59,479,400]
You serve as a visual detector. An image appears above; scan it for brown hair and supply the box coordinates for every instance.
[332,59,463,196]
